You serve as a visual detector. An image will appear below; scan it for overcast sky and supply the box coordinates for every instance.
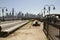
[0,0,60,15]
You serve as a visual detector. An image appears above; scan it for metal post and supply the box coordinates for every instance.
[48,7,50,15]
[43,5,55,39]
[44,7,45,16]
[2,7,8,21]
[0,7,2,20]
[2,8,4,21]
[59,29,60,40]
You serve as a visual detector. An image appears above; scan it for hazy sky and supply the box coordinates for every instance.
[0,0,60,15]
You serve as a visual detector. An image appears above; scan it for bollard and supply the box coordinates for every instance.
[0,26,2,31]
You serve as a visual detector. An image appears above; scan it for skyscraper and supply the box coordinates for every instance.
[12,8,14,16]
[6,13,9,17]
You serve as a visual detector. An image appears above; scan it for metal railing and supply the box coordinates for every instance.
[43,14,60,40]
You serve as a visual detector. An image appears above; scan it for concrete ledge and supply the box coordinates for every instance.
[0,20,29,37]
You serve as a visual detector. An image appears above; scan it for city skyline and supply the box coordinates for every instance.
[0,0,60,15]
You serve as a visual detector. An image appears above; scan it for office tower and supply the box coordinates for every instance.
[6,13,9,17]
[12,8,14,16]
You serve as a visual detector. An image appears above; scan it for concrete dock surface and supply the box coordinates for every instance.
[0,22,47,40]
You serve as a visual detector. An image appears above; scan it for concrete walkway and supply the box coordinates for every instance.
[0,22,47,40]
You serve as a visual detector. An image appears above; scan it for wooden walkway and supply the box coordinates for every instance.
[0,22,47,40]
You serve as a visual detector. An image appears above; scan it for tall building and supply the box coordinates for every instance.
[6,13,9,17]
[9,12,12,17]
[12,8,14,16]
[9,12,11,16]
[25,12,29,18]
